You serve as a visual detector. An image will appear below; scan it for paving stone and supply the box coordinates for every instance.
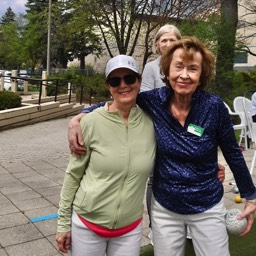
[46,234,58,250]
[0,177,19,188]
[0,183,31,195]
[0,163,33,173]
[0,249,8,256]
[0,223,43,247]
[34,168,65,184]
[26,161,61,171]
[6,190,42,203]
[20,176,59,189]
[45,194,60,207]
[34,166,63,174]
[0,166,8,174]
[24,206,58,220]
[225,172,234,180]
[36,186,62,197]
[4,238,59,256]
[12,171,39,179]
[0,212,29,230]
[0,202,19,215]
[0,173,16,181]
[12,198,52,212]
[34,219,58,237]
[44,158,70,169]
[0,194,9,205]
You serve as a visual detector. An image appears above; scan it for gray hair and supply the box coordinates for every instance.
[153,24,182,54]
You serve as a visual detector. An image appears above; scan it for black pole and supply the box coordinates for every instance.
[54,80,59,102]
[80,85,83,105]
[38,80,43,106]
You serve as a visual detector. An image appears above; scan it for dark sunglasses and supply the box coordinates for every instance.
[106,74,138,88]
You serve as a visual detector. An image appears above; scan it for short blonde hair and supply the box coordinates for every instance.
[153,24,182,54]
[161,36,215,90]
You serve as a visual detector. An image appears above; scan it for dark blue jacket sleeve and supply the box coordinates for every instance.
[80,102,106,113]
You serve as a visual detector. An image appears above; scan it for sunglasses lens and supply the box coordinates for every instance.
[107,77,121,87]
[123,75,137,85]
[107,74,137,87]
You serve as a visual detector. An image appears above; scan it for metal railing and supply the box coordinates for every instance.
[0,74,82,106]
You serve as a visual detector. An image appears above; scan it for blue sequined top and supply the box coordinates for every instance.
[82,87,256,214]
[137,87,255,214]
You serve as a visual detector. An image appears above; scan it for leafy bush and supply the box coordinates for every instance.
[211,68,256,104]
[47,72,110,104]
[0,91,22,110]
[232,69,256,98]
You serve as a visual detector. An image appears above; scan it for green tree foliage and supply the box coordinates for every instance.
[1,7,15,24]
[23,0,102,70]
[22,11,47,71]
[0,11,25,69]
[179,14,220,52]
[56,0,103,69]
[215,0,238,98]
[232,68,256,98]
[23,0,58,70]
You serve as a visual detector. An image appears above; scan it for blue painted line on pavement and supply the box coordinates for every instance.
[31,213,58,223]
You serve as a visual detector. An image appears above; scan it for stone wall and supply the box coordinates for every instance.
[0,94,85,130]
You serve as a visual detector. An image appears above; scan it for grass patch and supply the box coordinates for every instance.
[140,224,256,256]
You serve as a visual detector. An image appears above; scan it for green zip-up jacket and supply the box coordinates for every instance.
[57,102,156,232]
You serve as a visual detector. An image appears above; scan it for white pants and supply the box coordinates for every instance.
[71,211,142,256]
[151,196,230,256]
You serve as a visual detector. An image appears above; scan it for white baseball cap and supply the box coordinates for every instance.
[105,55,139,78]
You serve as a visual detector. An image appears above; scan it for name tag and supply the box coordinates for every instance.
[187,123,204,137]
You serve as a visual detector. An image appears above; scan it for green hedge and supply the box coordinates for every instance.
[0,91,22,110]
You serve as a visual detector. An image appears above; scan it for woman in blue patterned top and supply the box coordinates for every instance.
[137,36,256,256]
[67,38,255,255]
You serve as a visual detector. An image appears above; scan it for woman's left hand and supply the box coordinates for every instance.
[56,231,71,253]
[217,163,225,183]
[237,201,256,236]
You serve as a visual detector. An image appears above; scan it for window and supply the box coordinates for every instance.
[234,51,248,64]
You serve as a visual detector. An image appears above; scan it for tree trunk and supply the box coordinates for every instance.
[80,54,85,70]
[215,0,238,97]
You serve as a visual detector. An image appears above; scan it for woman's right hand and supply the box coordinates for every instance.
[68,113,86,157]
[56,231,71,253]
[236,201,256,236]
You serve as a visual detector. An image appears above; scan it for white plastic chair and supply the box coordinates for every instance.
[224,101,248,149]
[234,96,256,176]
[249,122,256,175]
[240,97,256,175]
[241,98,255,143]
[223,101,237,116]
[227,97,254,191]
[233,97,252,150]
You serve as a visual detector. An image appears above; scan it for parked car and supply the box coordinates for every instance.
[2,70,29,91]
[3,71,12,90]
